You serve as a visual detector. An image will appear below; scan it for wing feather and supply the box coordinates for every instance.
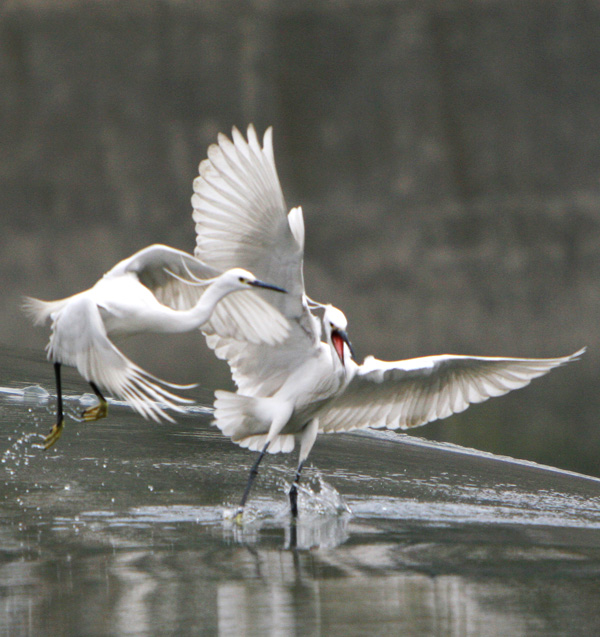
[201,289,290,346]
[46,295,191,422]
[319,349,585,433]
[108,244,220,311]
[192,125,320,393]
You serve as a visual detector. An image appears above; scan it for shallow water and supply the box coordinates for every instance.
[1,347,600,636]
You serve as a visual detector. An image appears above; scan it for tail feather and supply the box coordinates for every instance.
[22,296,66,326]
[237,433,295,454]
[213,390,295,454]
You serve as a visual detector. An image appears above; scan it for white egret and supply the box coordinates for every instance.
[24,243,289,449]
[191,125,585,517]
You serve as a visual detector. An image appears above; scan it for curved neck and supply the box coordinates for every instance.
[170,278,233,332]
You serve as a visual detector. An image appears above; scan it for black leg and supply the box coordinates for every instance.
[237,441,270,516]
[89,382,106,403]
[55,362,63,421]
[289,460,305,518]
[43,362,65,450]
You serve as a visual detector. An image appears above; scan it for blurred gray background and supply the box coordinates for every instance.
[1,1,598,475]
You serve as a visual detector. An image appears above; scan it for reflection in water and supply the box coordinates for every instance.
[217,576,319,636]
[286,514,350,551]
[18,540,589,636]
[112,551,159,636]
[2,349,600,635]
[215,571,532,636]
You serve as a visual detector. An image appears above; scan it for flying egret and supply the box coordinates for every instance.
[191,125,585,517]
[24,243,289,449]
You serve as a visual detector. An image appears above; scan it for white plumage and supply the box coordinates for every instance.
[191,125,584,517]
[317,351,585,433]
[25,243,289,448]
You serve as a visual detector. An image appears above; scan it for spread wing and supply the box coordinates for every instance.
[318,349,585,433]
[114,244,220,310]
[192,126,304,314]
[192,126,321,394]
[46,295,192,422]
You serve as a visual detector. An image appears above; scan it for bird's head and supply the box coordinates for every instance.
[223,268,287,294]
[323,305,355,364]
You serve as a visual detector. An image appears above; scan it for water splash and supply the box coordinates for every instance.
[220,474,352,549]
[221,473,350,525]
[0,385,49,403]
[222,497,285,526]
[285,471,352,517]
[22,385,50,402]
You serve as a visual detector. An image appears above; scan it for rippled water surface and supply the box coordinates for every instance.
[2,347,600,636]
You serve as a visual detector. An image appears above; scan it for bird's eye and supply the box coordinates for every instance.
[238,276,248,284]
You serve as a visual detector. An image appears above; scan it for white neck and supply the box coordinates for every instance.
[161,278,238,333]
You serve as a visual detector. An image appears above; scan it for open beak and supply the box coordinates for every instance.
[249,280,287,294]
[339,328,356,360]
[332,328,356,362]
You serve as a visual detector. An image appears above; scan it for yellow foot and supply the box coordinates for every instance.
[43,419,65,450]
[234,509,244,526]
[82,400,108,422]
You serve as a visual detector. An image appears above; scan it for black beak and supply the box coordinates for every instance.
[249,279,288,294]
[336,328,356,360]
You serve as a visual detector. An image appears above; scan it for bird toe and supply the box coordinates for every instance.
[43,419,65,450]
[82,400,108,421]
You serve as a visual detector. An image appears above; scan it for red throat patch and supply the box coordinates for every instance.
[331,331,345,363]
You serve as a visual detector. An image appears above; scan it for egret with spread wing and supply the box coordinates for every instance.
[25,244,288,449]
[192,126,585,518]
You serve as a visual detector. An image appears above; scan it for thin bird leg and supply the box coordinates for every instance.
[82,382,109,421]
[235,441,270,522]
[289,461,306,519]
[289,419,318,518]
[43,362,65,450]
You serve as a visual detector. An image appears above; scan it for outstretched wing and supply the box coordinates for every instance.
[112,244,219,311]
[318,349,585,433]
[193,126,304,316]
[192,126,320,394]
[47,294,192,422]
